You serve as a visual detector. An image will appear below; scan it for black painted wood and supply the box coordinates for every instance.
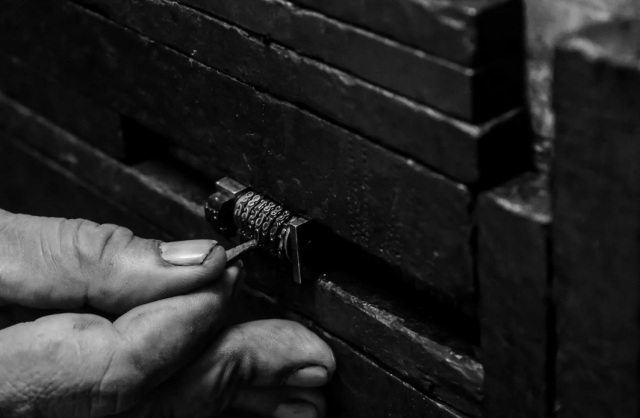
[0,139,167,240]
[478,172,550,418]
[0,54,124,159]
[0,135,471,418]
[285,271,482,416]
[125,0,524,122]
[226,287,472,418]
[71,0,529,185]
[0,92,481,415]
[287,0,523,66]
[292,314,470,418]
[552,20,640,418]
[0,0,475,304]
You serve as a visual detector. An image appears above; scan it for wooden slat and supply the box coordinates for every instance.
[76,0,522,122]
[229,286,472,418]
[287,0,523,66]
[552,20,640,418]
[286,271,482,416]
[0,92,482,415]
[0,0,475,303]
[478,172,550,418]
[293,314,470,418]
[0,54,124,158]
[0,138,167,240]
[0,136,471,418]
[70,0,528,184]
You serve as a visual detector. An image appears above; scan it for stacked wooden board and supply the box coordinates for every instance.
[1,0,638,416]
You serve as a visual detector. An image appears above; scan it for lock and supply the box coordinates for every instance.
[205,177,316,284]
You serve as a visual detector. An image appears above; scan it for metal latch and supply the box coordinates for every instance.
[204,177,316,284]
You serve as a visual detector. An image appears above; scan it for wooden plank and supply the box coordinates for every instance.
[227,286,471,418]
[293,314,470,418]
[0,90,482,411]
[478,172,551,418]
[287,0,523,66]
[0,0,474,303]
[0,54,124,158]
[0,137,468,418]
[227,288,471,418]
[0,98,222,244]
[285,271,482,416]
[552,21,640,418]
[70,0,529,185]
[0,92,482,415]
[0,139,169,241]
[77,0,522,122]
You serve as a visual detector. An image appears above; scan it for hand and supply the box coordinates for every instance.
[0,210,335,418]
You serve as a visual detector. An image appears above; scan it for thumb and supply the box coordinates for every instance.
[0,264,243,418]
[118,320,336,418]
[0,209,227,313]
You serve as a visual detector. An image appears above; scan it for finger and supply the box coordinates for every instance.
[0,209,227,313]
[231,387,327,418]
[203,320,336,387]
[0,303,124,331]
[112,264,244,385]
[116,320,335,418]
[0,304,63,330]
[0,264,243,418]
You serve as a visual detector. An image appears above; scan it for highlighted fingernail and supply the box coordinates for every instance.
[285,366,328,387]
[273,402,317,418]
[160,240,217,266]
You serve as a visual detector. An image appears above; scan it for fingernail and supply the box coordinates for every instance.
[285,366,328,387]
[273,401,317,418]
[160,240,217,266]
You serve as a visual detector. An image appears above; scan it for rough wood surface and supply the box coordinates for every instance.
[0,135,472,418]
[0,54,124,158]
[0,92,481,415]
[287,0,523,66]
[552,20,640,418]
[71,0,529,184]
[478,172,551,418]
[0,139,167,240]
[109,0,523,122]
[0,0,475,303]
[228,288,471,418]
[285,271,482,415]
[292,314,470,418]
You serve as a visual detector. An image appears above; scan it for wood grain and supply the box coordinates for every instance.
[0,0,475,303]
[478,172,551,418]
[0,54,124,159]
[130,0,524,122]
[0,92,482,415]
[552,20,640,418]
[287,0,523,66]
[71,0,529,184]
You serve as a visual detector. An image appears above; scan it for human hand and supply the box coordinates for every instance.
[0,210,335,418]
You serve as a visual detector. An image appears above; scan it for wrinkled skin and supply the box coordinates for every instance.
[0,210,335,418]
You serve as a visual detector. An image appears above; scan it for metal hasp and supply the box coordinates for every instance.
[205,177,315,284]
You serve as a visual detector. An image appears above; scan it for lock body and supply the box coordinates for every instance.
[205,177,315,284]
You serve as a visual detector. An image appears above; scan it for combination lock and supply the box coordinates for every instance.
[204,177,317,284]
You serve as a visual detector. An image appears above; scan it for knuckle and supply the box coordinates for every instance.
[95,350,158,415]
[261,320,310,344]
[62,315,143,416]
[0,315,125,417]
[74,221,133,267]
[91,365,144,416]
[74,222,136,300]
[121,340,172,384]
